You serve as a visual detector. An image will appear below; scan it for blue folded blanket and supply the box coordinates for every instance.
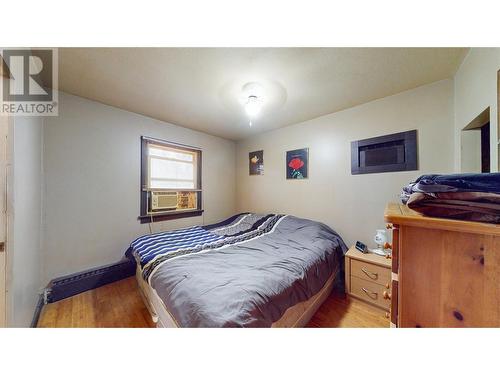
[402,173,500,203]
[401,173,500,223]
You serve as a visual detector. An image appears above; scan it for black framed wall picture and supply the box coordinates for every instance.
[286,148,309,179]
[249,150,264,175]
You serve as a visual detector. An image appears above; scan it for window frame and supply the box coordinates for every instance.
[139,136,203,223]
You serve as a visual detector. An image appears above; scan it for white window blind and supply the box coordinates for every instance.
[147,143,198,190]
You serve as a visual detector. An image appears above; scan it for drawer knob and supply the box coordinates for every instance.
[361,268,378,280]
[385,283,390,289]
[383,291,391,300]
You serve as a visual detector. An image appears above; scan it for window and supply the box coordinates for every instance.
[140,136,202,222]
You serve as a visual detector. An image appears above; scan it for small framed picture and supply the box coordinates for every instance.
[249,150,264,175]
[286,148,308,179]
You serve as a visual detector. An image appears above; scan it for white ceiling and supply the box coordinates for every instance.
[58,48,468,140]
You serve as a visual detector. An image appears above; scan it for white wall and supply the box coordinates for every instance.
[454,48,500,172]
[6,116,44,327]
[460,130,481,173]
[42,92,236,284]
[236,80,455,248]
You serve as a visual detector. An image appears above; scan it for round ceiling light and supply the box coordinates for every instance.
[218,79,287,128]
[241,82,264,121]
[245,95,262,117]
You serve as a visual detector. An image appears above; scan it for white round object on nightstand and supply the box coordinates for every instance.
[374,229,387,248]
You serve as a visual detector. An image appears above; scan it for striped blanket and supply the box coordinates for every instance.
[129,213,284,282]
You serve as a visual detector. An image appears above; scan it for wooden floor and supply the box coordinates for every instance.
[38,277,154,328]
[38,277,389,328]
[306,290,389,328]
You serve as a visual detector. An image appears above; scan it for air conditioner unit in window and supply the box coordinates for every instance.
[151,191,178,211]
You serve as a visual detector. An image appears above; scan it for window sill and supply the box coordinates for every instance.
[138,209,204,223]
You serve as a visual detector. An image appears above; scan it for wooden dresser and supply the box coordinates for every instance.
[385,203,500,327]
[345,246,391,312]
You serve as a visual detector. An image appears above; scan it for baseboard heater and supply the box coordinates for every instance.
[46,258,136,303]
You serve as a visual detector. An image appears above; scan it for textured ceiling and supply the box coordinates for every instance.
[58,48,468,140]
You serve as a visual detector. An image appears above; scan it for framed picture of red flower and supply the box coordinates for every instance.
[286,148,308,179]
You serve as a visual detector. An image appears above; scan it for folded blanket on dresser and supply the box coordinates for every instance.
[401,173,500,223]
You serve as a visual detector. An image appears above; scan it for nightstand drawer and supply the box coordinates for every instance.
[351,259,390,287]
[350,276,391,310]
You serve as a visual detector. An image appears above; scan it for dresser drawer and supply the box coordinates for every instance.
[351,259,390,287]
[350,276,391,310]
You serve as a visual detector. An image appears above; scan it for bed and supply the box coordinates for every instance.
[127,213,347,327]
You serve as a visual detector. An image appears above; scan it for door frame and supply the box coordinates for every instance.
[0,112,8,327]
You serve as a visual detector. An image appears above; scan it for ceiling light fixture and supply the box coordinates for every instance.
[245,95,262,118]
[240,82,264,127]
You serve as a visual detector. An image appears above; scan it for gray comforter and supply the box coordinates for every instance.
[147,215,347,327]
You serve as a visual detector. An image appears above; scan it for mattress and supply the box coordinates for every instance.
[136,262,339,328]
[127,213,347,327]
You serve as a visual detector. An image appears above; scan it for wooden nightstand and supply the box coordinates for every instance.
[345,246,391,311]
